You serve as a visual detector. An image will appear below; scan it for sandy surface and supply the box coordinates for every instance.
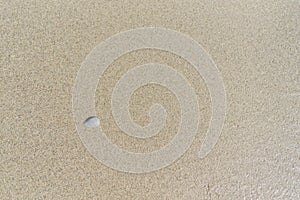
[1,0,299,199]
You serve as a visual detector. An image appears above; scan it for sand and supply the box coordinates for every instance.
[1,0,299,199]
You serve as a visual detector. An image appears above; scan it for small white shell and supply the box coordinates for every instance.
[83,116,100,128]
